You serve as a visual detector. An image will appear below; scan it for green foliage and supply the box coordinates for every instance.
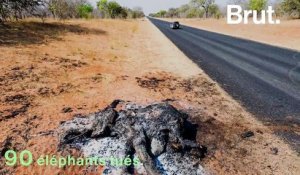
[150,10,167,18]
[97,0,109,17]
[97,0,108,11]
[77,4,93,19]
[47,0,94,19]
[97,0,123,18]
[47,0,71,19]
[158,10,167,17]
[249,0,267,12]
[179,4,190,14]
[127,7,145,19]
[166,8,179,18]
[107,1,123,18]
[97,0,144,19]
[282,0,300,18]
[208,4,221,18]
[0,0,144,21]
[152,0,220,19]
[186,8,201,18]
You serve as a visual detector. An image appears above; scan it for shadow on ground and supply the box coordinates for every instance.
[0,21,106,46]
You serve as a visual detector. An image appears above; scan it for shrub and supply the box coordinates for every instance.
[77,4,93,19]
[282,0,300,19]
[249,0,267,12]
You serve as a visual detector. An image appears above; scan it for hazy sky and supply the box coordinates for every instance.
[89,0,278,15]
[88,0,227,15]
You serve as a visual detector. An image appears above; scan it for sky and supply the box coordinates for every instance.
[88,0,227,15]
[88,0,278,15]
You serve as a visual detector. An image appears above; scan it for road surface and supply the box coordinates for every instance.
[149,18,300,151]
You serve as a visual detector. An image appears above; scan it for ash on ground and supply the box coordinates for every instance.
[58,100,207,175]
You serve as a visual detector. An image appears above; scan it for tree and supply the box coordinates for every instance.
[130,7,145,19]
[158,10,167,17]
[208,4,222,18]
[249,0,267,12]
[272,1,284,17]
[0,0,44,22]
[46,0,90,19]
[47,0,72,19]
[282,0,300,18]
[116,7,128,19]
[186,7,202,18]
[166,8,179,18]
[149,10,167,18]
[97,0,109,17]
[191,0,215,18]
[107,1,122,18]
[77,4,93,19]
[97,0,128,18]
[178,4,190,17]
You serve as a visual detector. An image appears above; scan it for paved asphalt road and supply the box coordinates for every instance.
[149,18,300,151]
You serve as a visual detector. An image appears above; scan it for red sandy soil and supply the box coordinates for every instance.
[0,19,299,174]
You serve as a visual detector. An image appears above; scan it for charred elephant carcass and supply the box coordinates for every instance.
[58,100,207,175]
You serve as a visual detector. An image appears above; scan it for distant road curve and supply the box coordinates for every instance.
[149,18,300,151]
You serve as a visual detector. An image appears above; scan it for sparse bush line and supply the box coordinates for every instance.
[149,0,300,19]
[0,0,145,23]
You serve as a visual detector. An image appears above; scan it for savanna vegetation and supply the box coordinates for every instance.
[149,0,221,19]
[0,0,145,23]
[149,0,300,19]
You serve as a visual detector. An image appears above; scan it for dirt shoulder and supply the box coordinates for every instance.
[0,18,299,174]
[161,18,300,51]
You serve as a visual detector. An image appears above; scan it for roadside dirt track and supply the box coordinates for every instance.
[0,19,299,174]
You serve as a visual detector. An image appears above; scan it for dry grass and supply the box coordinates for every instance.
[0,19,140,174]
[0,20,106,46]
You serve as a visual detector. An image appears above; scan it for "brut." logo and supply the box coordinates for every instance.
[227,5,281,25]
